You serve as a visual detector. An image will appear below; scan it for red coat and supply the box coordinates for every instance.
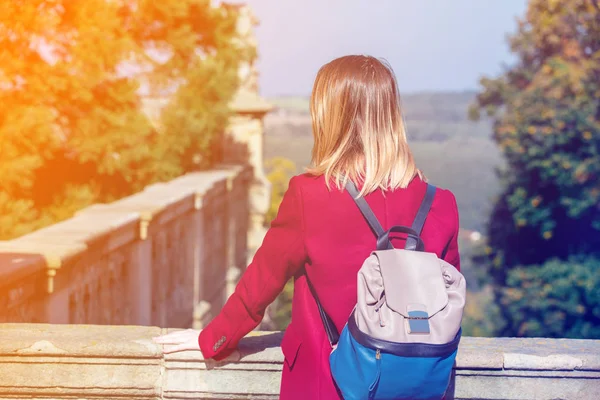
[199,173,461,399]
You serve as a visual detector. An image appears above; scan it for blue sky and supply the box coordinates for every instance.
[232,0,528,96]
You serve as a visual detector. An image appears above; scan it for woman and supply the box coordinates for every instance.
[153,55,460,399]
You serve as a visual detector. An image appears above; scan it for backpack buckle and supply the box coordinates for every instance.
[406,305,430,334]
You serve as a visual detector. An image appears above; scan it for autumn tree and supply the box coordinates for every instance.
[137,2,252,177]
[470,0,600,337]
[0,0,248,239]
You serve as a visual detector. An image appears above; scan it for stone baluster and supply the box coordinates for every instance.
[162,172,219,330]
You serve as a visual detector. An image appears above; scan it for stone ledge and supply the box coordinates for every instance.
[456,336,600,371]
[0,324,598,400]
[0,323,164,358]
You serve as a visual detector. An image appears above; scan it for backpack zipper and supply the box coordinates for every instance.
[369,349,382,399]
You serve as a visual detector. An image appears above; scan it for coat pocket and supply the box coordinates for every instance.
[281,326,302,369]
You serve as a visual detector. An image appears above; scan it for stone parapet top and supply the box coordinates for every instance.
[0,323,163,359]
[1,324,598,372]
[15,212,140,246]
[0,241,86,270]
[456,336,600,371]
[1,324,599,400]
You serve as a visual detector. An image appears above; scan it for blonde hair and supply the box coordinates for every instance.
[306,55,421,196]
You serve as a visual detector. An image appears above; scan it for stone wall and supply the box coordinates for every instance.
[0,0,272,342]
[0,323,598,400]
[0,164,252,330]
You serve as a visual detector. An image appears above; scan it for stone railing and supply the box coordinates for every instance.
[0,323,598,400]
[0,164,252,330]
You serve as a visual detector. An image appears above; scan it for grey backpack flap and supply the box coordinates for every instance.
[356,248,466,344]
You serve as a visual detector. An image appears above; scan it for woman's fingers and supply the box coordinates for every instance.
[161,340,199,354]
[152,329,196,343]
[152,333,183,343]
[161,343,190,353]
[152,330,201,354]
[152,336,184,344]
[163,343,185,354]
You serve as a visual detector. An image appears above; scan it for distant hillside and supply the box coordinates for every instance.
[264,91,504,233]
[268,91,492,142]
[269,91,481,117]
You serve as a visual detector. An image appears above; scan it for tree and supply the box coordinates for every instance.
[501,257,600,339]
[470,0,600,272]
[135,1,253,177]
[470,0,600,337]
[0,0,248,239]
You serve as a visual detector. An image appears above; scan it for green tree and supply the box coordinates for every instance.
[470,0,600,273]
[264,157,298,226]
[139,1,253,176]
[470,0,600,337]
[501,257,600,339]
[0,0,247,239]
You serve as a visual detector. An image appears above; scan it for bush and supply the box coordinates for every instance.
[500,257,600,339]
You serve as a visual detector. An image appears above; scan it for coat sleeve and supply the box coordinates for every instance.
[441,190,461,272]
[198,176,307,360]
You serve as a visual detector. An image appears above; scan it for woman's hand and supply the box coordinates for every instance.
[152,328,201,354]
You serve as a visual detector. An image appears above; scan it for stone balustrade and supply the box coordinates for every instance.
[0,323,598,399]
[0,164,252,330]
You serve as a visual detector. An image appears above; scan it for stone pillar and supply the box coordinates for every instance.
[225,112,272,263]
[224,5,273,264]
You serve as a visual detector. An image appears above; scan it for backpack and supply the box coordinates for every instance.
[308,181,467,400]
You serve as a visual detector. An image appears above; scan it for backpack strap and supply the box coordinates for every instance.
[346,180,436,250]
[406,183,436,250]
[307,278,339,346]
[345,181,386,237]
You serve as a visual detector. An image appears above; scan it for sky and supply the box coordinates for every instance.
[229,0,528,97]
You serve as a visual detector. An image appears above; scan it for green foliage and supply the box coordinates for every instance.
[0,193,38,240]
[264,157,298,226]
[158,55,238,175]
[468,0,600,338]
[461,287,504,337]
[271,280,294,330]
[471,0,600,269]
[500,257,600,339]
[0,0,248,239]
[263,156,298,330]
